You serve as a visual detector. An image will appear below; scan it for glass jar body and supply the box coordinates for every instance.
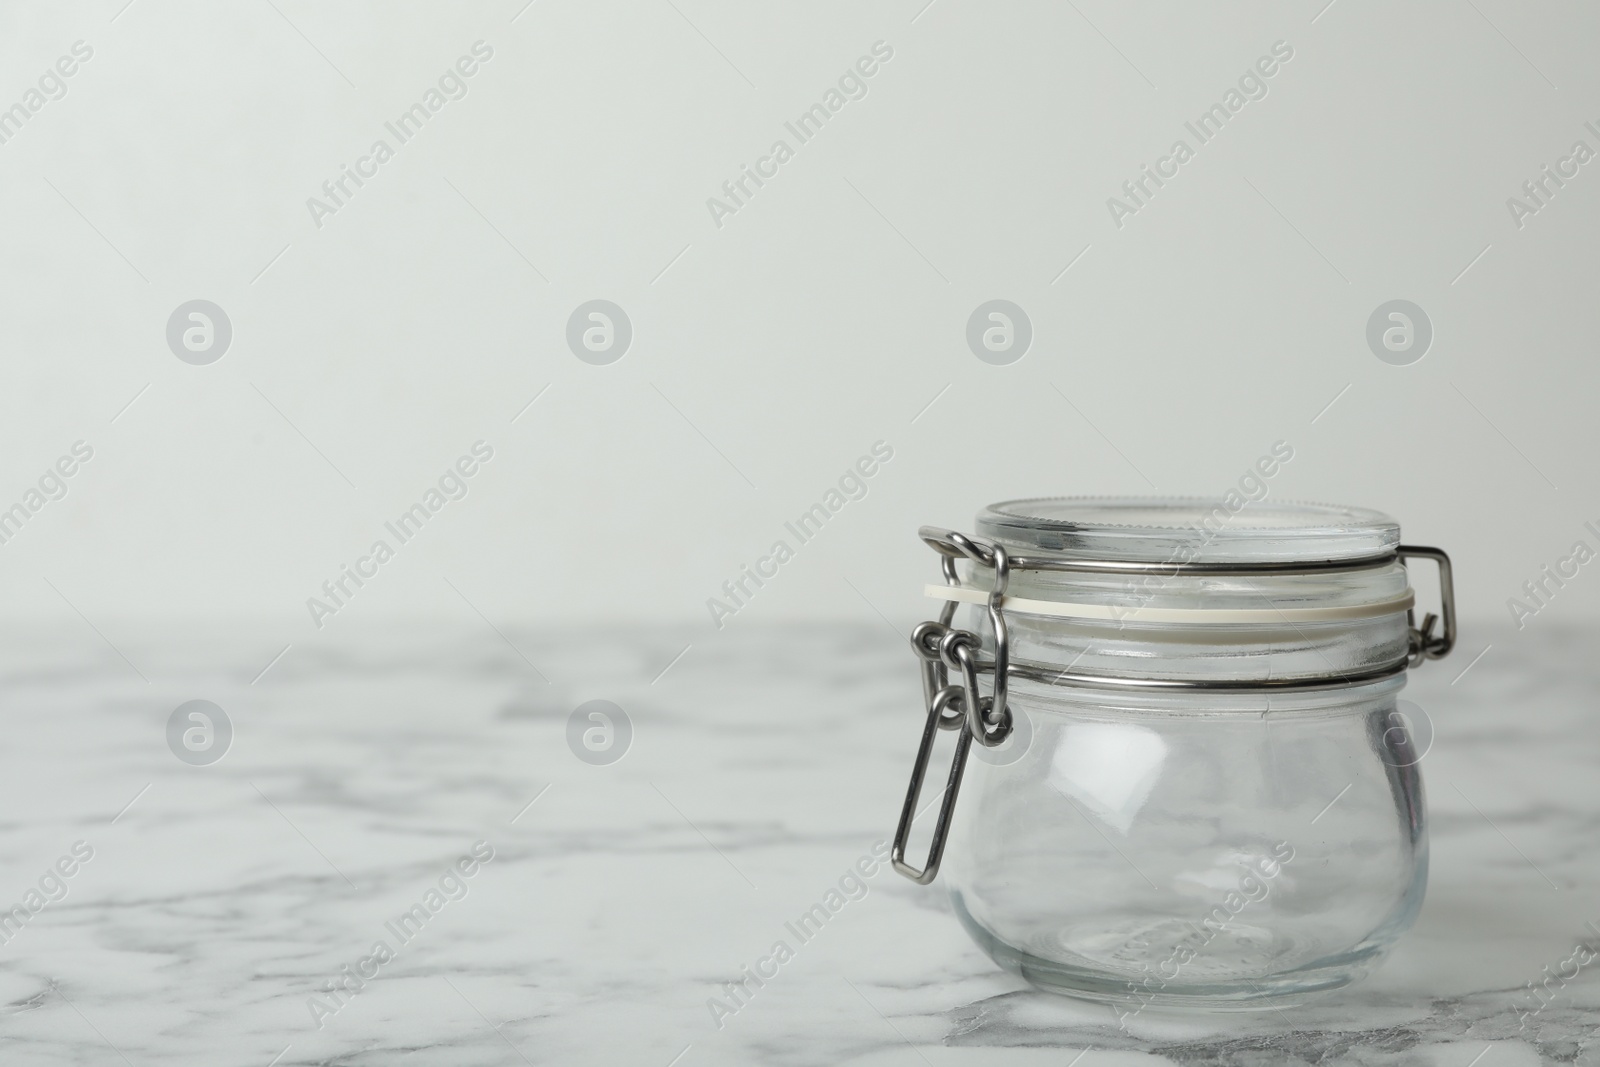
[942,676,1426,1010]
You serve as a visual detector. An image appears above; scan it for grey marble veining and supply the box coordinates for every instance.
[0,620,1595,1066]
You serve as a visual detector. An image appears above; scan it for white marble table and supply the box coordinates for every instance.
[0,620,1594,1066]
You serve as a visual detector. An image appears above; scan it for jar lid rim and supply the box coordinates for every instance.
[977,496,1400,563]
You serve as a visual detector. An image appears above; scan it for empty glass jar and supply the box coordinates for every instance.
[891,498,1454,1011]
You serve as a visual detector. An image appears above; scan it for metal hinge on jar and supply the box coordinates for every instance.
[1398,546,1455,665]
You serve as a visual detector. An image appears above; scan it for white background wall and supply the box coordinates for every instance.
[0,1,1596,652]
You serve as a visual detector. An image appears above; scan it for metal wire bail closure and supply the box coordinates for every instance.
[889,683,972,885]
[1398,546,1456,666]
[891,530,1026,884]
[920,527,1015,747]
[891,522,1457,885]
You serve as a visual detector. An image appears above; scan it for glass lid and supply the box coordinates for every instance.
[975,497,1401,564]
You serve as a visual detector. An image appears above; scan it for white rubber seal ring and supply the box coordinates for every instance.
[925,583,1415,625]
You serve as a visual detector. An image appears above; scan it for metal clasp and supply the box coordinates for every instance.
[891,532,1016,885]
[1398,545,1455,665]
[889,677,972,884]
[917,527,1016,746]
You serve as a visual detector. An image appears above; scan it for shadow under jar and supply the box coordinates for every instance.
[890,498,1456,1011]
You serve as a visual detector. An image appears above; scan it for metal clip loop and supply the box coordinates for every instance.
[941,630,1012,747]
[1398,545,1455,665]
[890,685,973,885]
[911,621,964,732]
